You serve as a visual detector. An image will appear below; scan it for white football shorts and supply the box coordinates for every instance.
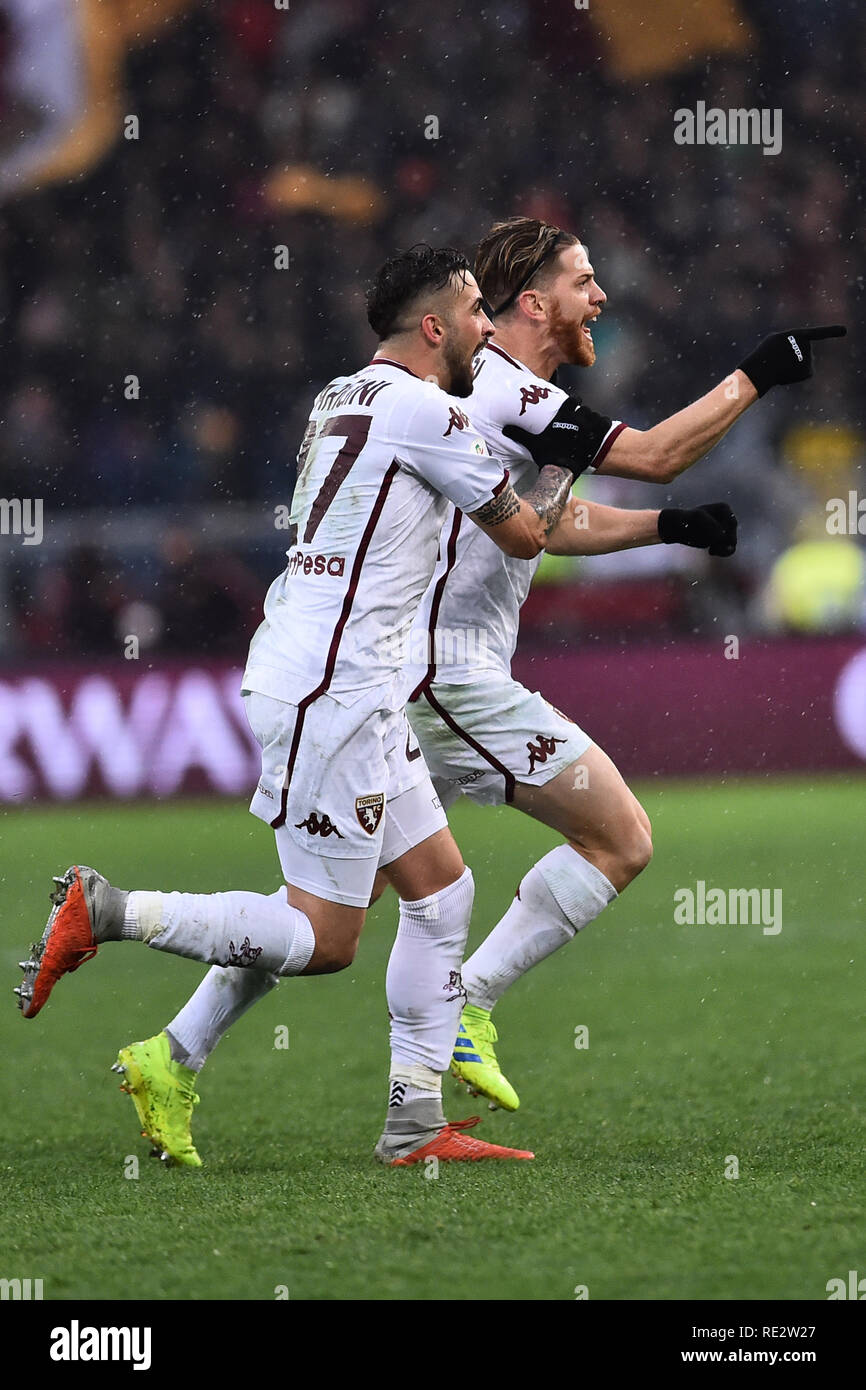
[243,688,447,908]
[407,674,592,809]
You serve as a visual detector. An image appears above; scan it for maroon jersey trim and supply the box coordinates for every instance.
[368,357,421,378]
[592,420,628,469]
[485,342,525,371]
[408,508,464,702]
[271,459,402,828]
[421,687,516,805]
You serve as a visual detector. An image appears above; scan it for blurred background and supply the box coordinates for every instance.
[2,5,863,1310]
[0,0,864,798]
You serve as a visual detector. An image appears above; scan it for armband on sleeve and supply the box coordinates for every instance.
[502,396,616,475]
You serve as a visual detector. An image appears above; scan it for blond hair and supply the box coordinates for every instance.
[474,218,579,314]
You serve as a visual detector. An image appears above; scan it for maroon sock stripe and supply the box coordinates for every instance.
[422,687,516,804]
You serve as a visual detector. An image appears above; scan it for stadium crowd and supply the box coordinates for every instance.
[1,0,863,655]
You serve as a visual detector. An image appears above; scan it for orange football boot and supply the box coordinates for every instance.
[385,1116,534,1166]
[16,866,101,1018]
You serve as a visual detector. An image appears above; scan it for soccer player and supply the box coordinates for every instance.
[16,246,582,1167]
[415,218,845,1108]
[76,223,747,1170]
[130,220,842,1141]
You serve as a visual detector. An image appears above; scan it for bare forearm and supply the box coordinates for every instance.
[468,464,573,558]
[522,464,575,539]
[600,370,758,483]
[547,499,661,555]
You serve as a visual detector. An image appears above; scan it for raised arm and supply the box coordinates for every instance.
[596,373,755,484]
[506,324,846,487]
[598,323,846,483]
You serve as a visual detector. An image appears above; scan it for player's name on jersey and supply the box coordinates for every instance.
[315,376,394,412]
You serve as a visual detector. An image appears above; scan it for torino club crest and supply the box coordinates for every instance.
[355,793,385,835]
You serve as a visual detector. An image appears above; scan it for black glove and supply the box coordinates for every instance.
[502,423,573,478]
[658,502,737,557]
[737,324,846,398]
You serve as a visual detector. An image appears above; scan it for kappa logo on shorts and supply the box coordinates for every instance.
[526,733,567,774]
[355,793,385,835]
[295,811,345,838]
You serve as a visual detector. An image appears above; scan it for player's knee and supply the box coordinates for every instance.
[634,800,652,840]
[309,928,361,973]
[619,818,653,884]
[315,943,357,973]
[367,871,390,908]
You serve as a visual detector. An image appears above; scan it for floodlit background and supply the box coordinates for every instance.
[0,0,863,1304]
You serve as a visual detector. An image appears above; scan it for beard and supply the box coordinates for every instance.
[548,298,596,368]
[443,337,476,397]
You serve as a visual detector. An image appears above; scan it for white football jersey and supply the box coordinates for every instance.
[242,358,508,707]
[407,342,625,691]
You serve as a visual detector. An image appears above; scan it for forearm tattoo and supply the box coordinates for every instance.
[472,484,521,526]
[524,465,574,535]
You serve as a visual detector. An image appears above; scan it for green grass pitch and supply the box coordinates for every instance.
[1,775,863,1301]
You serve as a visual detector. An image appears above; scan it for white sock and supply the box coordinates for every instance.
[166,959,280,1072]
[387,1064,442,1110]
[462,845,616,1012]
[124,887,315,976]
[386,866,474,1080]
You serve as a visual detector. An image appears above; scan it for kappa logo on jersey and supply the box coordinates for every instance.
[443,969,468,1004]
[287,551,346,577]
[526,733,567,774]
[443,406,471,437]
[355,793,385,835]
[295,811,345,838]
[405,731,422,762]
[225,936,264,968]
[518,384,552,416]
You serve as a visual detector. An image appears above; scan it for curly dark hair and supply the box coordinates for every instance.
[366,244,471,338]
